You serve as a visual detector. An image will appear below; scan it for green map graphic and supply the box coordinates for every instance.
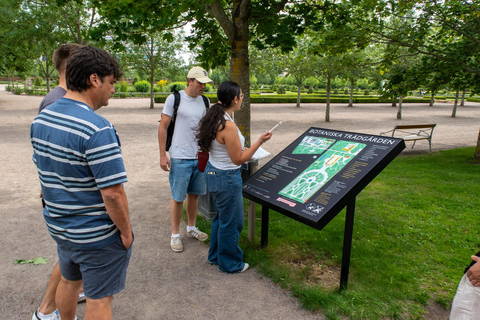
[292,136,335,154]
[279,141,366,203]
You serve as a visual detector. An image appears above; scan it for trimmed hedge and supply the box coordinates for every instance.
[153,94,218,104]
[153,94,429,104]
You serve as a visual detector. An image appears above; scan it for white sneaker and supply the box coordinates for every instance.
[170,236,183,252]
[187,226,208,242]
[240,263,249,273]
[78,292,86,302]
[32,309,60,320]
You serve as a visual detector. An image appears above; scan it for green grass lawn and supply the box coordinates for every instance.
[197,147,480,319]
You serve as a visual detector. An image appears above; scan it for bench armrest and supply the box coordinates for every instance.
[380,129,394,136]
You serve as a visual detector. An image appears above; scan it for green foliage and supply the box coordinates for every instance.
[116,81,129,92]
[132,75,140,85]
[33,76,42,87]
[364,90,369,95]
[134,80,150,92]
[307,88,314,94]
[277,86,286,94]
[166,82,187,92]
[14,257,49,265]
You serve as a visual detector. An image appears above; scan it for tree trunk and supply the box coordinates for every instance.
[475,126,480,160]
[397,96,403,119]
[10,75,14,92]
[391,96,397,107]
[225,2,251,145]
[325,75,331,122]
[429,92,435,107]
[296,83,301,107]
[150,73,155,109]
[460,89,466,106]
[348,78,354,107]
[149,40,155,109]
[452,89,459,117]
[45,57,51,93]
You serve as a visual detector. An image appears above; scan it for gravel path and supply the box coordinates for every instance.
[2,86,478,319]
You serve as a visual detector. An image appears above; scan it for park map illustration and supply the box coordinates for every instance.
[279,136,366,203]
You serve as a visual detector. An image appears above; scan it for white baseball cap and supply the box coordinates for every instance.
[187,66,212,83]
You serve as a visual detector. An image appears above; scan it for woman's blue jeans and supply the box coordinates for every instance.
[205,162,246,273]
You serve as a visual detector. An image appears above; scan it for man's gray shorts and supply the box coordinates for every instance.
[57,235,133,300]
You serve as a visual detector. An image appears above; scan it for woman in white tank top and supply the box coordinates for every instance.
[196,81,272,273]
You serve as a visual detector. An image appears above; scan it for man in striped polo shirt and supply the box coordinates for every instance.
[31,46,133,320]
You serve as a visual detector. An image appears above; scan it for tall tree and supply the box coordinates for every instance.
[126,31,183,109]
[21,0,67,91]
[336,0,480,158]
[311,54,342,122]
[95,0,317,144]
[339,49,376,107]
[1,0,38,86]
[277,37,315,107]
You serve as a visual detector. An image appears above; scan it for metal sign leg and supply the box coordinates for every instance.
[340,198,355,290]
[261,205,269,248]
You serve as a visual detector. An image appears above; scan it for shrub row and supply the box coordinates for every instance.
[153,94,426,104]
[467,97,480,102]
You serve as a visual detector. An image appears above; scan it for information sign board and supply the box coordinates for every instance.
[243,127,406,230]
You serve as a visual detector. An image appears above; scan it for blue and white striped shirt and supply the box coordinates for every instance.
[31,98,128,249]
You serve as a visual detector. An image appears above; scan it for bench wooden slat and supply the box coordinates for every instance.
[380,124,436,151]
[392,124,436,130]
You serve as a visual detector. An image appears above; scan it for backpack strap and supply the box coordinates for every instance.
[164,85,180,152]
[172,89,180,122]
[201,95,210,109]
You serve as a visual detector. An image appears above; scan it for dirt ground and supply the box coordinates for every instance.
[2,85,479,319]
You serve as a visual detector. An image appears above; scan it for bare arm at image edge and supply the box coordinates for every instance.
[158,114,172,171]
[467,256,480,287]
[100,184,133,249]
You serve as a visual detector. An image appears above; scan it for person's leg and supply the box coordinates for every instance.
[186,193,198,227]
[205,163,219,264]
[185,163,208,240]
[207,205,220,264]
[80,236,132,319]
[214,169,245,273]
[56,276,82,320]
[84,296,112,320]
[37,263,85,316]
[170,198,184,234]
[168,158,190,235]
[37,263,61,315]
[55,244,83,320]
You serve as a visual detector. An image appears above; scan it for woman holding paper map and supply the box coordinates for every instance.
[197,81,272,273]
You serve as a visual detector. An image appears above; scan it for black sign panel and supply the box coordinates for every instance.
[243,127,406,230]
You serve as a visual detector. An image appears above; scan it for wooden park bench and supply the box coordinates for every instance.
[380,124,437,151]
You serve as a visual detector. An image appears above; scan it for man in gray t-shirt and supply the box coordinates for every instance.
[38,86,66,113]
[158,66,212,253]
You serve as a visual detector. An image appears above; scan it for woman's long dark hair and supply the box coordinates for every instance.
[197,81,241,152]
